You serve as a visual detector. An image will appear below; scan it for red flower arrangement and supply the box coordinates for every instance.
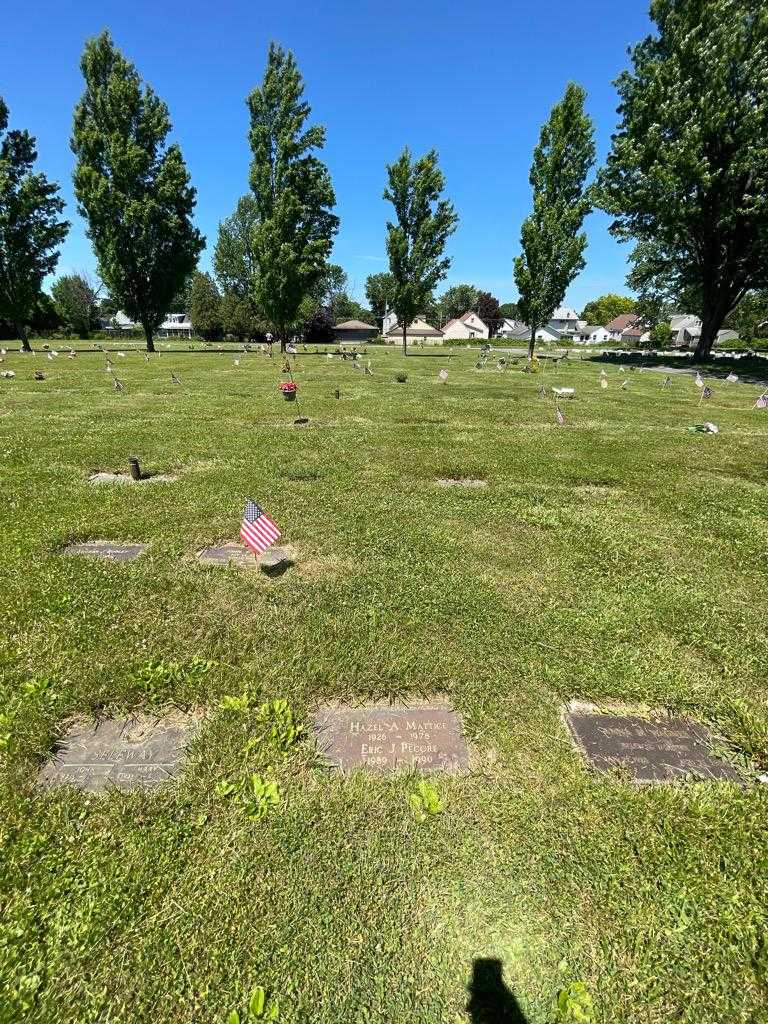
[279,380,298,400]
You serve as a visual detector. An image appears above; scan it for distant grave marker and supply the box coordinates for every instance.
[564,709,741,783]
[38,713,196,792]
[436,477,488,488]
[63,540,147,562]
[313,701,469,774]
[88,471,176,485]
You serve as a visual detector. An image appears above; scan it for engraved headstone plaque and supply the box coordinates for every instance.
[313,702,469,773]
[197,543,257,568]
[63,540,147,561]
[565,712,741,783]
[38,714,195,792]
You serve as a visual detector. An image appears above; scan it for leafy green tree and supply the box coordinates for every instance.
[514,83,595,358]
[189,271,222,341]
[580,293,636,326]
[51,273,100,338]
[221,290,263,342]
[71,31,204,352]
[598,0,768,362]
[384,147,458,354]
[247,44,338,352]
[437,283,479,324]
[498,301,520,320]
[475,291,502,337]
[214,195,260,297]
[726,291,768,344]
[0,97,68,350]
[364,272,395,327]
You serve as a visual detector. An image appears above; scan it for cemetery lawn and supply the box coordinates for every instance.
[1,344,768,1024]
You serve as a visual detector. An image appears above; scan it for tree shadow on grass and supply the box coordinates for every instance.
[467,958,528,1023]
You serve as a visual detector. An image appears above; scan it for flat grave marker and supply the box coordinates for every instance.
[88,471,176,485]
[197,543,292,574]
[313,701,469,774]
[435,477,488,489]
[564,709,741,783]
[38,713,196,792]
[63,540,147,562]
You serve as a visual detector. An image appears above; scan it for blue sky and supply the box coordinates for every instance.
[1,0,653,312]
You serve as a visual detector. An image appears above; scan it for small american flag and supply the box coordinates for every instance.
[555,406,565,426]
[663,376,671,387]
[702,385,713,399]
[438,369,448,382]
[756,394,767,410]
[113,377,124,392]
[726,373,738,383]
[240,499,281,555]
[695,372,704,388]
[171,372,181,385]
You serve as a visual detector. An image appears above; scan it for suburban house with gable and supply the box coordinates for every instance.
[605,313,639,340]
[441,311,489,341]
[577,325,611,344]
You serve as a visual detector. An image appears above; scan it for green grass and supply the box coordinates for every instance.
[1,346,767,1024]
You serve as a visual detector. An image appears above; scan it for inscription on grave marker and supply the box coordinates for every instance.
[63,540,147,562]
[38,714,195,792]
[312,702,469,773]
[564,711,741,783]
[197,543,257,568]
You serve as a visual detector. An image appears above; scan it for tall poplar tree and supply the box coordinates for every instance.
[247,44,338,353]
[384,148,458,354]
[0,97,68,351]
[599,0,768,361]
[71,31,204,352]
[514,84,595,358]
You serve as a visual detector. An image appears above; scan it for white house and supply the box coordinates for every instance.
[548,306,583,337]
[158,313,193,338]
[442,311,489,341]
[577,325,611,345]
[105,311,193,338]
[497,318,529,339]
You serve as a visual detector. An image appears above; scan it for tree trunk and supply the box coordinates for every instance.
[693,310,726,363]
[142,322,155,353]
[402,323,408,356]
[17,324,31,353]
[528,327,536,360]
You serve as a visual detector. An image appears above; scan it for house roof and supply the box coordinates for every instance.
[335,319,375,330]
[606,313,639,332]
[580,325,606,334]
[552,306,579,321]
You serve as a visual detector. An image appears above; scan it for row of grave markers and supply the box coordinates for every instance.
[39,698,752,794]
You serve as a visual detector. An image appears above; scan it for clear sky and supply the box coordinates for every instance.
[1,0,654,312]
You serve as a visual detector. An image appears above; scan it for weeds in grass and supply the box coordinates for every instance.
[216,773,281,820]
[133,656,214,700]
[226,986,280,1022]
[253,700,303,751]
[219,692,254,713]
[554,980,594,1022]
[408,780,443,821]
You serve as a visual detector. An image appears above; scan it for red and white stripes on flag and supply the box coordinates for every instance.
[240,499,282,555]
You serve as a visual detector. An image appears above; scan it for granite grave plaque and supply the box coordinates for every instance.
[197,543,257,568]
[564,711,741,783]
[38,713,195,792]
[63,540,147,561]
[313,702,469,773]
